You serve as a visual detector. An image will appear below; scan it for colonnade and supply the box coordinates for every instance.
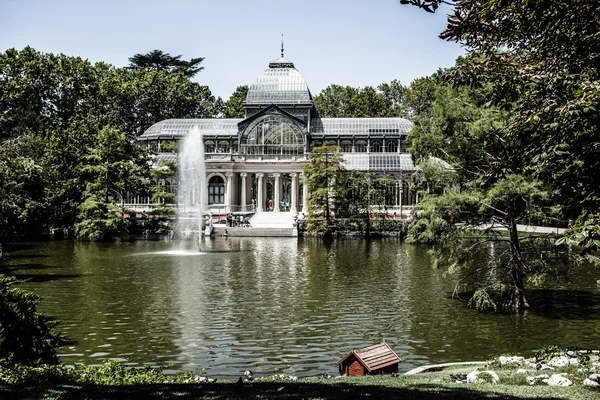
[220,171,308,215]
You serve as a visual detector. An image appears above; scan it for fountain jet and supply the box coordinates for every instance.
[176,126,210,249]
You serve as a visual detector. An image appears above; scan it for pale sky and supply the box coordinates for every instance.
[0,0,464,100]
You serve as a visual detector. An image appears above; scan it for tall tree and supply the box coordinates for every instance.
[406,75,562,312]
[75,126,149,241]
[0,134,45,242]
[340,171,395,239]
[128,49,205,77]
[314,81,409,118]
[314,84,358,117]
[400,0,600,244]
[303,145,346,238]
[222,85,249,118]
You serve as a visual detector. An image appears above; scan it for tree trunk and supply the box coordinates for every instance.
[505,211,530,312]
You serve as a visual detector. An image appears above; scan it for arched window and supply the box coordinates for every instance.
[204,140,216,153]
[241,115,304,155]
[311,140,323,150]
[386,139,398,153]
[208,176,225,204]
[371,139,383,153]
[217,140,230,153]
[355,140,367,153]
[340,140,353,152]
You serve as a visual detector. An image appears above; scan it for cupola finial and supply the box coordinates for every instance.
[281,34,284,58]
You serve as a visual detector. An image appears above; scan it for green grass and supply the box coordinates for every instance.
[1,365,599,400]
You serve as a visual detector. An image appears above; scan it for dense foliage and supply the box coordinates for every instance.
[401,0,600,244]
[0,275,61,366]
[401,0,599,312]
[303,146,399,239]
[314,80,408,117]
[0,46,221,241]
[221,85,249,118]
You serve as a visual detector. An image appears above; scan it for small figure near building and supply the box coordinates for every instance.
[336,342,402,376]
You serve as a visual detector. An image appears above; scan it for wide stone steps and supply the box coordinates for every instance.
[213,226,295,237]
[249,211,295,228]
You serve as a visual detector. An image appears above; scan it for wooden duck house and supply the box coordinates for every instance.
[336,343,402,376]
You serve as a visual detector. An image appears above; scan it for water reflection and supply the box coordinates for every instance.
[8,238,600,378]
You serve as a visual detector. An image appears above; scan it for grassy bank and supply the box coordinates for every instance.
[1,364,599,400]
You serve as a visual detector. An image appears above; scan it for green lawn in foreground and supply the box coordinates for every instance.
[2,366,598,400]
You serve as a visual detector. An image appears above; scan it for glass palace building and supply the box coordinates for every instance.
[136,56,419,216]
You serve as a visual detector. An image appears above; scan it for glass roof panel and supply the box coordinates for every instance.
[311,118,414,136]
[139,119,243,140]
[342,154,418,172]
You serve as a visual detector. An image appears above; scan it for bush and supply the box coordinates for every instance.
[0,275,62,366]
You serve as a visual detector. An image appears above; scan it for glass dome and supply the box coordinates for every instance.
[245,58,313,105]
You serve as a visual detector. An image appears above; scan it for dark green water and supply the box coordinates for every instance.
[7,238,600,378]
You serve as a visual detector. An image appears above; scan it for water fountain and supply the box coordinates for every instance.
[176,125,211,250]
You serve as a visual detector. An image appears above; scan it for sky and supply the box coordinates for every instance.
[0,0,464,100]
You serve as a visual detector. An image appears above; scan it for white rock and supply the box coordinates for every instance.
[548,356,570,367]
[569,357,580,365]
[543,374,572,387]
[466,370,499,384]
[583,378,600,386]
[499,356,525,365]
[516,369,530,374]
[527,374,549,385]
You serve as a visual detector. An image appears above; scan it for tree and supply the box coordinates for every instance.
[377,79,409,117]
[128,49,205,77]
[406,74,563,312]
[0,47,220,237]
[303,145,346,238]
[314,85,358,117]
[400,0,600,246]
[222,85,249,118]
[341,171,395,239]
[148,160,177,234]
[0,134,45,242]
[314,82,409,118]
[75,126,149,241]
[0,275,62,366]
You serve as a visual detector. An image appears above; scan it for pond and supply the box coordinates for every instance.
[7,238,600,378]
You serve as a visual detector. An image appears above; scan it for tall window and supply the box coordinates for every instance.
[205,140,216,153]
[370,139,383,153]
[340,140,353,152]
[241,115,304,155]
[217,140,230,153]
[208,176,224,204]
[386,139,398,153]
[355,140,367,152]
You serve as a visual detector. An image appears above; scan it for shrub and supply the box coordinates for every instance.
[0,275,62,366]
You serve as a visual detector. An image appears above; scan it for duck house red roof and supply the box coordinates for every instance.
[336,343,402,376]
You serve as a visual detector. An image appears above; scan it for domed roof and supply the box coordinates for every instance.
[245,58,313,105]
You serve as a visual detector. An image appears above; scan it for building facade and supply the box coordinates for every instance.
[135,56,419,216]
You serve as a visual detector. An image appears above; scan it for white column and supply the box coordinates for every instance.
[225,172,233,213]
[290,172,298,214]
[399,179,404,219]
[257,173,264,212]
[240,173,247,212]
[274,173,281,212]
[301,174,309,215]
